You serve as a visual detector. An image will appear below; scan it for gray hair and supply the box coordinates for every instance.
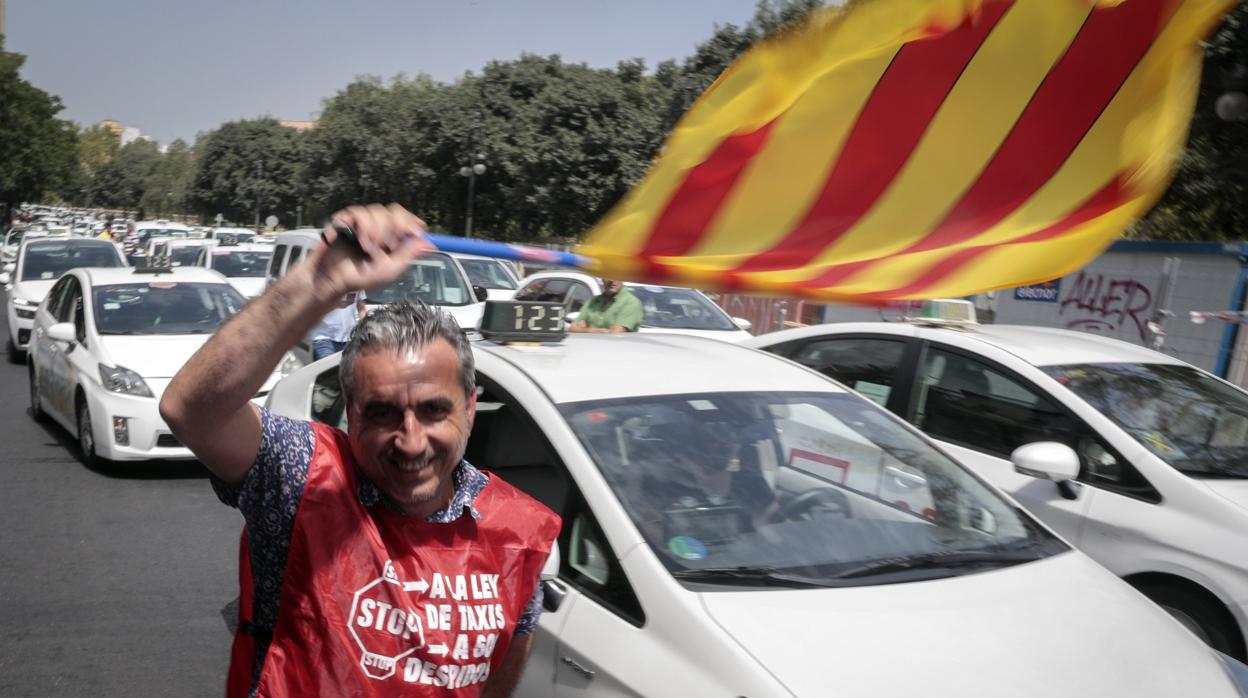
[340,300,476,402]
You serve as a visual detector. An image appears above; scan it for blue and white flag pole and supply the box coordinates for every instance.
[425,233,592,271]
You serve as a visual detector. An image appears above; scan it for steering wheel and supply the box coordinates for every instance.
[772,487,851,522]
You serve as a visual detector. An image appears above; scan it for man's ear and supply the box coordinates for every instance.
[465,387,478,427]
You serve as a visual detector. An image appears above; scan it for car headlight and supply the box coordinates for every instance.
[11,297,36,309]
[1218,652,1248,697]
[99,364,154,397]
[278,352,302,377]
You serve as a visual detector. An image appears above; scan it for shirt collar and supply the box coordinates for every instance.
[356,460,488,522]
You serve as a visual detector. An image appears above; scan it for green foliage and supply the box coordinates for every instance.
[89,139,161,212]
[1139,4,1248,241]
[0,36,79,209]
[140,139,195,217]
[187,119,304,225]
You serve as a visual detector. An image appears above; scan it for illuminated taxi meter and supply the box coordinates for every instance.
[910,299,979,328]
[134,255,174,275]
[478,299,567,343]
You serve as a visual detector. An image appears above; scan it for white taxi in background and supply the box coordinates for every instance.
[27,265,299,467]
[449,252,520,301]
[3,236,127,362]
[747,300,1248,661]
[513,270,753,341]
[195,242,272,299]
[262,301,1248,697]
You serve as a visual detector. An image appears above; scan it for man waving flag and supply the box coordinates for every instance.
[579,0,1237,302]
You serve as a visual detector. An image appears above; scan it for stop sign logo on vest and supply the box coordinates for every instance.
[348,560,430,680]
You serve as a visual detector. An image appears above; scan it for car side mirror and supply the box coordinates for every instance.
[472,285,489,303]
[2,262,14,273]
[565,311,580,324]
[47,322,76,343]
[732,316,752,332]
[0,272,9,286]
[1012,442,1079,482]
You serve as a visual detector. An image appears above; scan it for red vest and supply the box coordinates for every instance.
[228,422,561,697]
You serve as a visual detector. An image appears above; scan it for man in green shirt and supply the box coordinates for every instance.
[570,278,643,333]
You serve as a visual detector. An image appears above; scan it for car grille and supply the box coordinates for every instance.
[15,308,35,319]
[17,329,30,345]
[155,433,182,448]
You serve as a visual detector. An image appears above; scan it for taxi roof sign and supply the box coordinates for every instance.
[912,299,978,327]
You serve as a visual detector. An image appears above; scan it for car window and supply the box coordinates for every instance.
[70,286,86,344]
[54,276,81,323]
[515,278,570,303]
[785,337,908,408]
[44,276,72,320]
[915,347,1079,459]
[364,254,473,307]
[20,240,122,281]
[629,285,736,331]
[212,250,272,278]
[92,282,247,335]
[566,283,592,312]
[169,246,202,268]
[562,390,1062,587]
[458,259,517,290]
[268,245,288,278]
[287,246,304,269]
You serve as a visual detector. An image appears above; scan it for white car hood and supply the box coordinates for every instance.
[699,552,1235,698]
[1201,479,1248,512]
[98,334,213,379]
[10,279,57,304]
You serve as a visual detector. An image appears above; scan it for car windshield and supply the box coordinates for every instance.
[562,391,1062,586]
[93,282,246,335]
[169,246,204,267]
[366,253,473,306]
[1043,363,1248,478]
[210,250,271,277]
[20,241,122,281]
[458,258,517,290]
[630,285,736,331]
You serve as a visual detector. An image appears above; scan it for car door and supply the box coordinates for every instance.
[32,276,72,420]
[44,277,84,423]
[905,342,1098,543]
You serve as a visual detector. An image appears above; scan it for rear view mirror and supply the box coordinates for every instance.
[540,544,561,582]
[2,263,14,273]
[0,272,9,286]
[47,322,76,343]
[565,311,580,324]
[1012,442,1079,482]
[733,316,753,332]
[472,285,489,303]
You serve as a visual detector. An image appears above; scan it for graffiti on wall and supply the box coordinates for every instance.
[1058,271,1155,341]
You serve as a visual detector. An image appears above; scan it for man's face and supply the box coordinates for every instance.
[346,340,476,518]
[600,278,624,297]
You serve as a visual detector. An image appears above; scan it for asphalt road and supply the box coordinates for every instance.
[0,312,240,696]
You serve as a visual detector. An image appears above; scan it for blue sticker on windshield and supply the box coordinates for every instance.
[668,536,707,561]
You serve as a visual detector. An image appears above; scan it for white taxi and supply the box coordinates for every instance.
[27,266,298,467]
[514,270,753,341]
[263,302,1248,697]
[3,236,127,361]
[747,302,1248,661]
[195,242,272,299]
[449,252,520,301]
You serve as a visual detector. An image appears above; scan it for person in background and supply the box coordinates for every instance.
[312,290,367,360]
[568,278,642,333]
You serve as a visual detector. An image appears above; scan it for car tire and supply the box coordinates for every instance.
[1138,582,1246,662]
[7,337,23,364]
[28,365,46,423]
[76,397,108,470]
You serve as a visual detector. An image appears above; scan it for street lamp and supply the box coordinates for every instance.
[458,111,487,238]
[254,160,265,232]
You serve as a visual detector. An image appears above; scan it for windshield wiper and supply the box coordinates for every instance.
[829,547,1047,580]
[672,566,830,588]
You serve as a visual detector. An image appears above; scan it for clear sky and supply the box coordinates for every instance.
[7,0,761,145]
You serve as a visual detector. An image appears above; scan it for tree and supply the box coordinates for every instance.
[90,139,161,213]
[0,37,79,210]
[1141,5,1248,241]
[140,139,195,216]
[188,119,304,225]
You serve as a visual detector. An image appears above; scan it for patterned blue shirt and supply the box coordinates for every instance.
[211,408,545,665]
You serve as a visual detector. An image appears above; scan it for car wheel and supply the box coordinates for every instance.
[1138,583,1246,662]
[76,398,108,470]
[6,337,23,364]
[28,365,46,423]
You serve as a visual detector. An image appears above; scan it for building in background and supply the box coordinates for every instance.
[278,120,315,131]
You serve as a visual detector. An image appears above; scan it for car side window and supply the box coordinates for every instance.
[286,246,304,271]
[44,276,71,319]
[268,245,288,278]
[310,366,347,430]
[566,282,592,312]
[513,279,548,301]
[55,277,81,324]
[466,379,645,626]
[914,346,1079,459]
[515,279,570,303]
[785,337,908,409]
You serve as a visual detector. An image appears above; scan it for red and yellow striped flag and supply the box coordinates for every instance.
[580,0,1236,302]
